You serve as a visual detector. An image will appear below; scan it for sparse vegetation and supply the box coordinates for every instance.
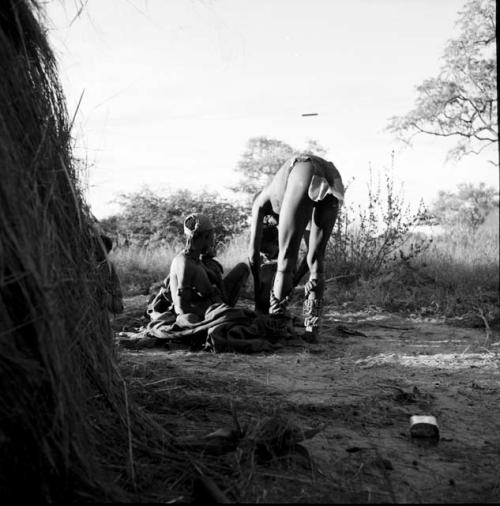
[102,187,250,248]
[110,243,180,295]
[326,166,432,281]
[111,165,499,324]
[4,0,498,503]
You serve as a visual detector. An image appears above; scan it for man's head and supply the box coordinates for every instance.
[100,234,113,254]
[184,213,215,255]
[93,234,113,262]
[261,219,279,260]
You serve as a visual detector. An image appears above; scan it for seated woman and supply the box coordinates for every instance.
[167,213,249,323]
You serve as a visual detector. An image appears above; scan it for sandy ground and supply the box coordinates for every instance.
[114,295,500,503]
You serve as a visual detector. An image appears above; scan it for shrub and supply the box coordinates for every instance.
[326,167,431,280]
[101,187,250,248]
[431,182,499,229]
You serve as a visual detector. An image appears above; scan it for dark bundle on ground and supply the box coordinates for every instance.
[0,1,140,501]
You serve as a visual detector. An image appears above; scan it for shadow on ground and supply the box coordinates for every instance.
[113,295,500,503]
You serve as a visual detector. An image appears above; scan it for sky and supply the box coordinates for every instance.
[45,0,498,219]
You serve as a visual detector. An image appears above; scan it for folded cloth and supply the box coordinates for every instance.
[147,303,252,336]
[308,173,344,204]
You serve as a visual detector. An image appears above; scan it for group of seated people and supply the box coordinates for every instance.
[146,213,280,325]
[97,153,344,344]
[146,153,344,343]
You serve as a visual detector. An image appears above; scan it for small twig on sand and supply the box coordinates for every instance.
[376,383,407,394]
[477,308,491,345]
[325,273,358,283]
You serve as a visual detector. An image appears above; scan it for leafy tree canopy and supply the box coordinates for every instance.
[431,182,499,228]
[388,0,497,164]
[232,136,329,197]
[100,187,250,248]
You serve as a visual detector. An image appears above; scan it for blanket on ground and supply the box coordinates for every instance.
[118,303,304,353]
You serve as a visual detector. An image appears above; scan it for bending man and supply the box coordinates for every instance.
[248,154,344,341]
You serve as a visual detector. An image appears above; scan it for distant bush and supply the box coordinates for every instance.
[321,197,499,320]
[100,187,250,248]
[325,168,431,280]
[431,182,499,230]
[110,170,498,324]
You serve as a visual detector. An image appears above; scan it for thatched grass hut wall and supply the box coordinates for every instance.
[0,1,134,500]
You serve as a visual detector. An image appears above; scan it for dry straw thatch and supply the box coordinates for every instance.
[0,1,151,501]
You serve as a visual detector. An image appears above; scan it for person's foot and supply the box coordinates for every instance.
[302,327,319,343]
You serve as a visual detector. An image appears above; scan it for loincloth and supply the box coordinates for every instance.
[292,155,344,206]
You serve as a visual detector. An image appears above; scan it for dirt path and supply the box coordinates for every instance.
[115,296,500,503]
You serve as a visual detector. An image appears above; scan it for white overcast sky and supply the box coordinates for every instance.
[45,0,498,218]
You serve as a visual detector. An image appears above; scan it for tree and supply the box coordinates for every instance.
[388,0,497,164]
[232,136,329,197]
[232,137,295,195]
[100,187,250,247]
[431,182,499,228]
[303,138,327,158]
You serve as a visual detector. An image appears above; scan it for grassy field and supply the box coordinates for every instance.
[111,213,499,323]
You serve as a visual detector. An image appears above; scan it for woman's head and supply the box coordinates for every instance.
[184,213,215,254]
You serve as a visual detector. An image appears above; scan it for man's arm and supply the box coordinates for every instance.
[248,191,271,300]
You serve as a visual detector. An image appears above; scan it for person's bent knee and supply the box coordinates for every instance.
[225,262,250,283]
[231,262,250,278]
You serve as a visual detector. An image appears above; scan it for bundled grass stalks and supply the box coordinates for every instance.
[0,1,173,501]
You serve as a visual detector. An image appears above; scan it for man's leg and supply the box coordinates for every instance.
[304,197,339,341]
[293,230,310,288]
[270,162,314,313]
[222,262,250,306]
